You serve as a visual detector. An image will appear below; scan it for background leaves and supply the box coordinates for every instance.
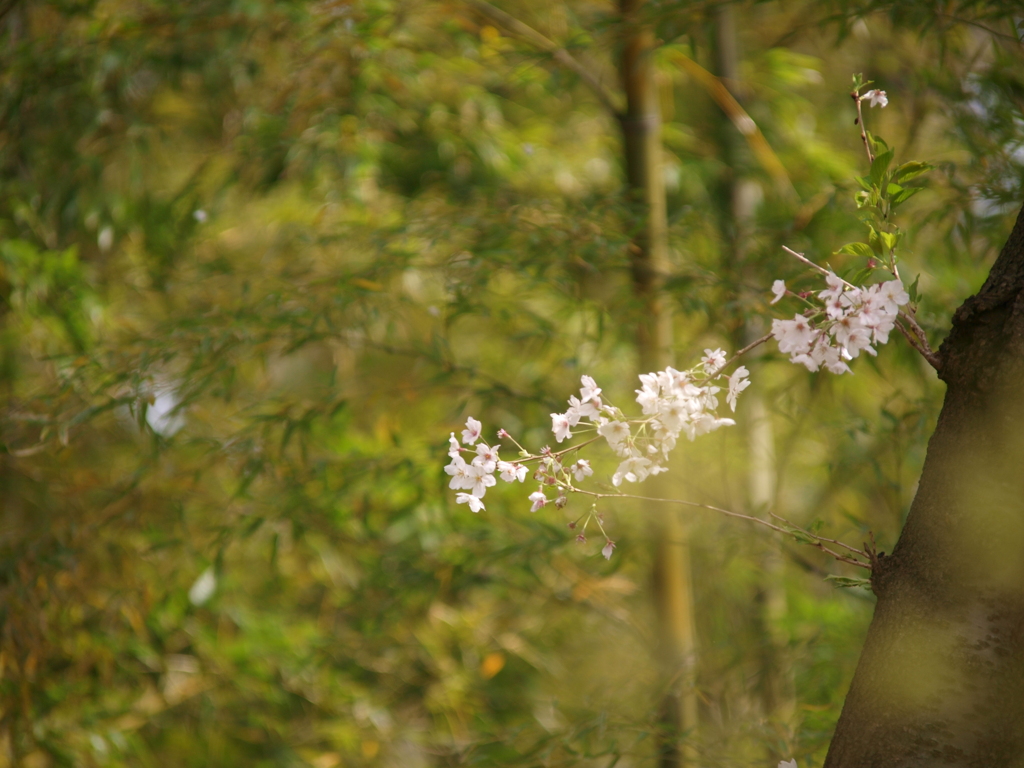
[1,0,1022,766]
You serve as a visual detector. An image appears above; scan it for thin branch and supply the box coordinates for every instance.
[723,332,774,372]
[464,0,623,118]
[733,332,773,359]
[782,245,833,278]
[852,90,874,165]
[768,511,865,558]
[577,489,870,569]
[895,315,942,371]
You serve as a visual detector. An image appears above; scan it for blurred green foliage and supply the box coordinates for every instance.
[1,0,1022,766]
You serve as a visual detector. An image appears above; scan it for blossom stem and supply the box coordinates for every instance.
[574,489,870,569]
[502,432,529,454]
[852,90,874,165]
[507,434,605,467]
[552,435,603,459]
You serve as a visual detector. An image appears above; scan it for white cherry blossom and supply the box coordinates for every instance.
[444,455,474,490]
[497,461,527,483]
[570,394,601,420]
[772,315,816,354]
[863,89,888,108]
[571,459,593,482]
[456,493,485,513]
[770,279,786,304]
[701,348,727,375]
[462,463,496,498]
[461,416,482,445]
[579,375,602,403]
[612,456,652,486]
[474,443,499,473]
[726,366,751,411]
[598,420,631,449]
[550,412,572,443]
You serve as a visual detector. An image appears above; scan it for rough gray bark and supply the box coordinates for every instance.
[824,202,1024,767]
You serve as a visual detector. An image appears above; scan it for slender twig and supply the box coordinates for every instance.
[490,434,603,466]
[782,245,831,278]
[898,310,937,358]
[575,488,870,569]
[852,90,874,165]
[734,332,774,359]
[464,0,623,118]
[895,316,942,371]
[725,332,773,370]
[768,511,866,558]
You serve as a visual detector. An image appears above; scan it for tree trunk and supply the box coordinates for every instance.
[824,203,1024,767]
[617,2,698,766]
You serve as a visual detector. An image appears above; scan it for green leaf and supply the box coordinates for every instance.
[790,530,816,545]
[892,161,934,183]
[836,241,873,258]
[868,226,884,256]
[891,187,923,205]
[825,575,872,590]
[848,267,876,285]
[908,273,921,303]
[870,149,894,187]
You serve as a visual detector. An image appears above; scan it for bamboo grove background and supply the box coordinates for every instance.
[1,1,1023,766]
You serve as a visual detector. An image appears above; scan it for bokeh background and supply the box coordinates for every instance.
[2,1,1023,766]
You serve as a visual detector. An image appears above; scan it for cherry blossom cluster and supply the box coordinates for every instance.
[443,355,750,559]
[587,352,749,487]
[770,273,910,374]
